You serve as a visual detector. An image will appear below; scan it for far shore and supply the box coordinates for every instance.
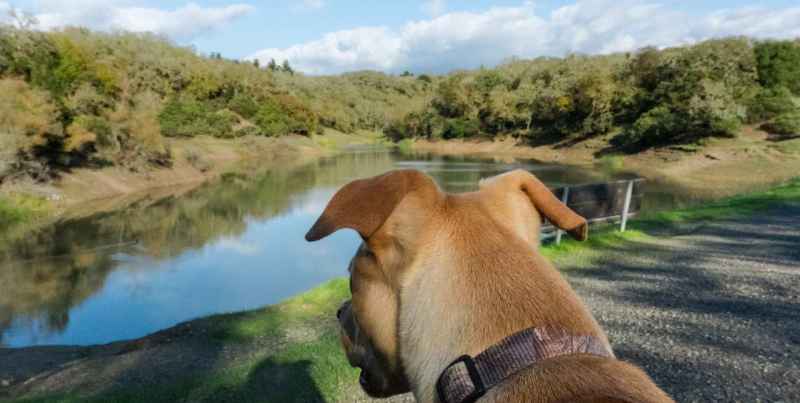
[405,126,800,200]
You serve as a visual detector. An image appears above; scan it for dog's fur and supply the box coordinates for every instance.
[307,169,673,403]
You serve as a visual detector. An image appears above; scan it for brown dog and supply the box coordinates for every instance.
[307,169,673,403]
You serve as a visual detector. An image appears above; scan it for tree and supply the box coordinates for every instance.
[267,58,278,71]
[281,59,294,75]
[253,58,260,69]
[755,40,800,94]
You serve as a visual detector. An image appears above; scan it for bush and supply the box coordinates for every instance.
[746,86,797,123]
[613,106,685,148]
[0,78,61,177]
[432,76,470,118]
[755,40,800,94]
[763,112,800,136]
[685,79,743,137]
[228,92,260,118]
[158,97,234,138]
[442,118,480,139]
[254,95,317,136]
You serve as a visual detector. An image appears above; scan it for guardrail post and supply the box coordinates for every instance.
[555,186,570,244]
[620,180,634,232]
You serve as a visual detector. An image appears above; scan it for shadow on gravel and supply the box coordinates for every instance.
[563,205,800,401]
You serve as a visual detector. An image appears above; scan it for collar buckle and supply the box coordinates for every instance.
[436,354,486,403]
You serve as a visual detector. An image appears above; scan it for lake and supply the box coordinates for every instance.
[0,149,703,347]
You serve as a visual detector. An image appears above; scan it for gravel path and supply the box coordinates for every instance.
[562,204,800,402]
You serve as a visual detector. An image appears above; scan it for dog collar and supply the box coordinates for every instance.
[436,326,613,403]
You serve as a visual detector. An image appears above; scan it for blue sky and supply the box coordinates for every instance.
[2,1,799,74]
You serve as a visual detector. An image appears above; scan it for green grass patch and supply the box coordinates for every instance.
[396,138,415,154]
[0,194,51,230]
[210,278,349,342]
[598,155,625,172]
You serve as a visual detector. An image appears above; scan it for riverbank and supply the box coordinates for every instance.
[0,130,382,241]
[2,177,798,403]
[406,126,800,200]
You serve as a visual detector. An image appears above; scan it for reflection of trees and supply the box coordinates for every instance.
[0,150,397,344]
[0,252,117,345]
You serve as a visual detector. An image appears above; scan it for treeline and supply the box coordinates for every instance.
[0,26,431,181]
[386,38,800,150]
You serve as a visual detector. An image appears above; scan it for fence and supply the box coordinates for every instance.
[541,178,645,244]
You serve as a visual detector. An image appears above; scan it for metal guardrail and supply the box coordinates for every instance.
[542,178,645,244]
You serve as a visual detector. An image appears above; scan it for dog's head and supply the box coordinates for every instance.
[306,169,587,397]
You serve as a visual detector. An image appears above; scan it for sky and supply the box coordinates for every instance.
[1,0,799,75]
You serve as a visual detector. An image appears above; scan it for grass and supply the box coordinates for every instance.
[396,138,415,154]
[598,155,625,172]
[0,194,48,228]
[7,177,800,403]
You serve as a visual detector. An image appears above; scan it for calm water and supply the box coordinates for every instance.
[0,149,701,347]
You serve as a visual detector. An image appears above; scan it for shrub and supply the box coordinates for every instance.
[685,79,743,137]
[158,97,234,138]
[228,92,260,118]
[442,118,480,139]
[763,112,800,136]
[746,86,797,123]
[254,95,317,136]
[0,79,61,177]
[473,70,507,94]
[613,106,685,148]
[755,40,800,94]
[432,76,470,118]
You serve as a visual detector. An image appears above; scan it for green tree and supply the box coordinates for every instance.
[281,60,294,75]
[755,41,800,94]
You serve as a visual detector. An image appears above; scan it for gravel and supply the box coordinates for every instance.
[562,205,800,402]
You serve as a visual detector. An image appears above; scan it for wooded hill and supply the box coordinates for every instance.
[386,37,800,150]
[0,27,431,181]
[1,25,799,182]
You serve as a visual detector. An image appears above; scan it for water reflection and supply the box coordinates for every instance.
[0,150,644,347]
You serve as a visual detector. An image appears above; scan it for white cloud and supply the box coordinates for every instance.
[248,0,800,75]
[421,0,446,17]
[7,1,254,40]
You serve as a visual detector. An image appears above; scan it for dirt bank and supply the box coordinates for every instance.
[409,127,800,199]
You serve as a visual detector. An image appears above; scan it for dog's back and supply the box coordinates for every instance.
[482,354,672,402]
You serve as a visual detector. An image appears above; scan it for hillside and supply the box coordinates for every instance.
[1,26,799,185]
[387,37,800,151]
[0,26,432,182]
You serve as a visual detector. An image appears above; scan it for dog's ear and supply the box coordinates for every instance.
[305,169,437,242]
[512,169,588,241]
